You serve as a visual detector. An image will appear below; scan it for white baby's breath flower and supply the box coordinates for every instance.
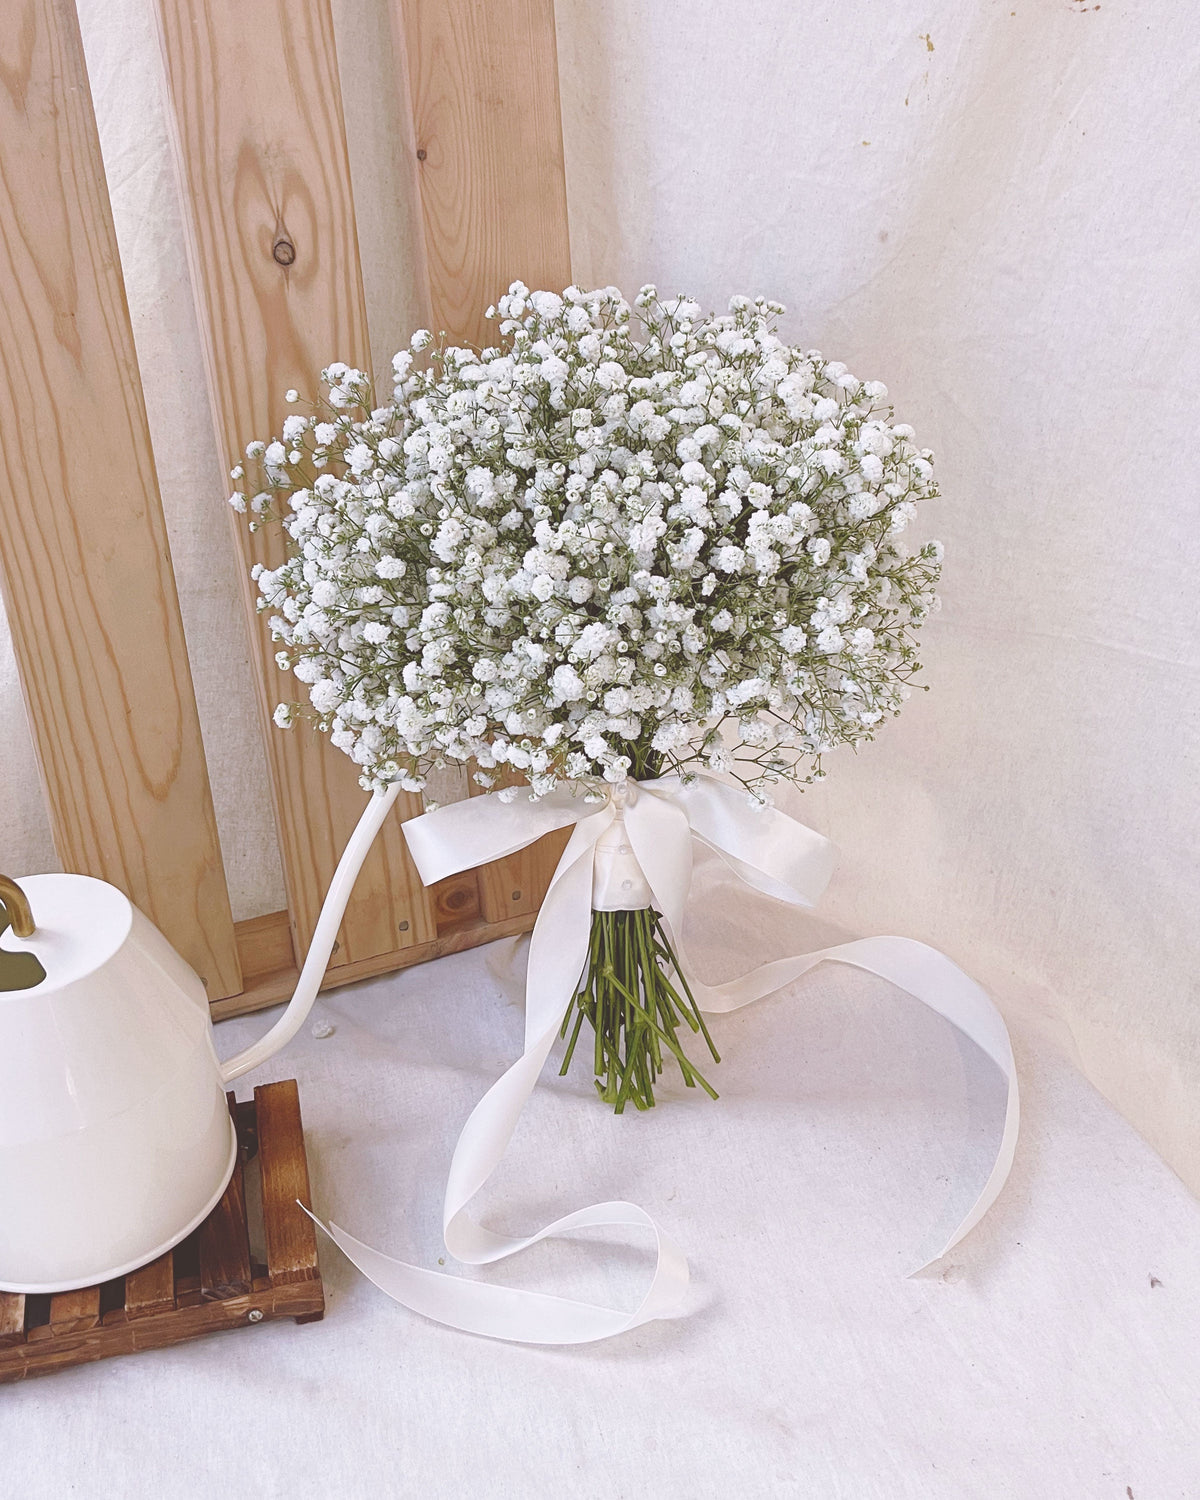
[309,679,341,714]
[236,283,941,796]
[815,626,844,654]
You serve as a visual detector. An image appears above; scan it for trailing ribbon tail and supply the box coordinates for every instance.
[305,773,1019,1341]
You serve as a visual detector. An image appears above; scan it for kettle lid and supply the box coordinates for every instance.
[0,874,133,995]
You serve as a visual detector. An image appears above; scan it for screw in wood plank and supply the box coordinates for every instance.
[272,238,296,266]
[247,1309,264,1323]
[398,919,409,932]
[511,889,522,902]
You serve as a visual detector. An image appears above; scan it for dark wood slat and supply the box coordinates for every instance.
[235,1099,259,1160]
[0,1279,323,1383]
[0,1293,25,1348]
[123,1252,175,1320]
[198,1096,252,1299]
[45,1287,101,1337]
[0,1084,324,1384]
[256,1080,320,1285]
[169,1232,202,1308]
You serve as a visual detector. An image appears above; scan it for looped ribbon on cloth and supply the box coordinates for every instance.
[308,773,1019,1345]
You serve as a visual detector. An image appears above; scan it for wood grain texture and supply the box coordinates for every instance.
[154,0,438,966]
[430,869,481,930]
[255,1080,319,1286]
[0,1294,25,1348]
[0,1277,322,1383]
[475,823,571,925]
[197,1096,252,1299]
[0,0,240,997]
[470,765,571,924]
[44,1288,100,1338]
[214,903,540,1021]
[122,1254,175,1321]
[397,0,572,348]
[398,0,574,915]
[235,908,300,985]
[0,1085,323,1383]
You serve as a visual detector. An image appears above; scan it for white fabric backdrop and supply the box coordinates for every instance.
[1,0,1197,1198]
[6,934,1200,1497]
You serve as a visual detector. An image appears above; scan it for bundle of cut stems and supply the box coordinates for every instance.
[560,906,720,1113]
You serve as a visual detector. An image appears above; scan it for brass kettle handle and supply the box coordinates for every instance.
[0,875,35,939]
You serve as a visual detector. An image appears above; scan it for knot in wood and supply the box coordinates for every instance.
[272,238,296,267]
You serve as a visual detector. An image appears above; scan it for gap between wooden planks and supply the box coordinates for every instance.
[217,900,537,1021]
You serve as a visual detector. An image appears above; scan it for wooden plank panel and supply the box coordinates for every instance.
[396,0,572,348]
[431,870,481,931]
[397,0,573,918]
[122,1254,175,1321]
[255,1080,320,1286]
[0,1278,323,1384]
[475,825,571,925]
[234,908,298,989]
[197,1096,252,1299]
[154,0,437,966]
[469,766,571,925]
[214,903,539,1021]
[0,0,240,998]
[45,1287,100,1338]
[0,1294,25,1348]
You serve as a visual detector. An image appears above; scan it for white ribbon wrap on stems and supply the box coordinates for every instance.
[307,773,1019,1345]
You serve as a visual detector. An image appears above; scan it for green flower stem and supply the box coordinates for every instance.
[559,906,721,1113]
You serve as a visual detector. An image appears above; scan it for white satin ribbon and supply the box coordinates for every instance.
[309,773,1019,1345]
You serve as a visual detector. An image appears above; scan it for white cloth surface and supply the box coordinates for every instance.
[3,904,1198,1498]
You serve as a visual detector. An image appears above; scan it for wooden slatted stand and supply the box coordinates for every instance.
[1,0,575,1023]
[0,1081,323,1385]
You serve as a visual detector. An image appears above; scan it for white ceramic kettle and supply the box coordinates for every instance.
[0,785,401,1293]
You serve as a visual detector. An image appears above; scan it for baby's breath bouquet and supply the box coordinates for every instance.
[231,283,941,1110]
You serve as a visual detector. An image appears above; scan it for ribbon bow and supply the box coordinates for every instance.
[310,774,1018,1345]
